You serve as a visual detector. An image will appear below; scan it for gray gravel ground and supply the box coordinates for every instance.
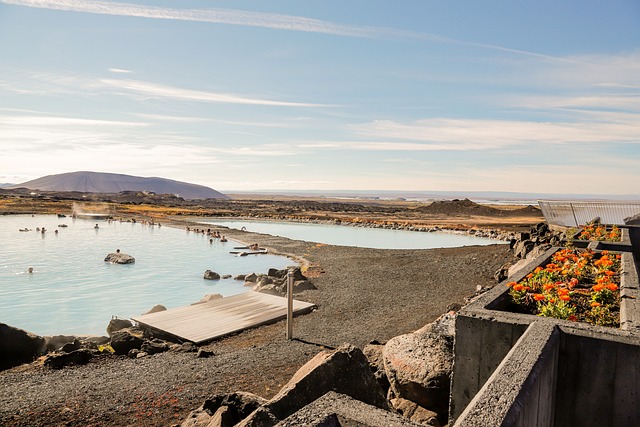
[0,225,514,426]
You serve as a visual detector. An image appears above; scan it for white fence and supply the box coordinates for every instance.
[538,200,640,227]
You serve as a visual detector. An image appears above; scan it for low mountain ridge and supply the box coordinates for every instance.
[416,198,540,217]
[9,171,228,200]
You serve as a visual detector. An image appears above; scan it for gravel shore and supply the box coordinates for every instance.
[0,226,514,426]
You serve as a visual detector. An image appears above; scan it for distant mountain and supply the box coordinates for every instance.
[8,171,229,200]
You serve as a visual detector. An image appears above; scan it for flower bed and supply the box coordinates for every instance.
[505,247,621,327]
[573,223,621,242]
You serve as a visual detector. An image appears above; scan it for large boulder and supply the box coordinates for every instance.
[43,349,93,369]
[390,397,441,426]
[625,213,640,225]
[192,294,223,305]
[513,239,535,259]
[293,280,316,293]
[0,323,45,370]
[181,392,267,427]
[104,252,135,264]
[204,270,221,280]
[278,391,422,427]
[106,318,133,337]
[363,341,390,393]
[244,273,258,283]
[383,315,454,421]
[252,283,283,296]
[110,328,144,355]
[60,338,82,353]
[143,304,167,315]
[44,335,79,352]
[140,339,169,355]
[256,343,388,422]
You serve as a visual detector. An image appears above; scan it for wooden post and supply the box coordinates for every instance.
[286,268,294,340]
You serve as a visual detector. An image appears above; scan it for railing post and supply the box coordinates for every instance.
[286,268,294,340]
[570,203,579,227]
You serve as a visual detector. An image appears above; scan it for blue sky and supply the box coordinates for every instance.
[0,1,639,196]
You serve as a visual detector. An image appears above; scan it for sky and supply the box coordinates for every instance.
[0,1,639,196]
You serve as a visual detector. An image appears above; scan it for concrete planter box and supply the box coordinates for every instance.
[450,246,640,425]
[488,247,637,330]
[564,226,631,251]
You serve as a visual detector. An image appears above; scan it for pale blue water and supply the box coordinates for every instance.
[199,219,506,250]
[0,215,293,336]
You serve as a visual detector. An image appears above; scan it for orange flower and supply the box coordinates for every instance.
[557,288,570,296]
[543,283,555,291]
[569,278,579,288]
[526,273,534,279]
[592,284,605,292]
[506,281,518,288]
[559,294,571,302]
[591,301,601,307]
[513,284,524,292]
[533,294,545,301]
[607,283,619,291]
[534,267,543,273]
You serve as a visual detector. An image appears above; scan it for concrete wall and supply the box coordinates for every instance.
[453,322,559,427]
[554,329,640,427]
[449,313,530,420]
[454,323,640,427]
[449,247,558,421]
[450,246,640,426]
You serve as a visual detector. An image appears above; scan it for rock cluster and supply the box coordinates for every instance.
[494,222,565,282]
[181,313,455,427]
[182,343,391,427]
[106,318,175,359]
[243,267,316,297]
[0,309,203,372]
[509,222,563,259]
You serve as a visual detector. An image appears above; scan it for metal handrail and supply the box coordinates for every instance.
[538,200,640,227]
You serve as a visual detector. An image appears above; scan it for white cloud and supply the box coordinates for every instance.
[0,70,326,108]
[0,115,148,128]
[0,141,224,181]
[346,117,640,150]
[1,0,560,60]
[108,68,132,74]
[2,0,380,37]
[99,78,328,107]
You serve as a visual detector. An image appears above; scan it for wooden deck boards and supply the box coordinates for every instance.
[131,292,316,344]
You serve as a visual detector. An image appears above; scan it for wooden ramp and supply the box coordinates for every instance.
[132,292,316,344]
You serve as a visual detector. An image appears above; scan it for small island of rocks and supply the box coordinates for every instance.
[104,251,135,264]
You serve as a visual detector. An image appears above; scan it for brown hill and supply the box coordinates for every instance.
[8,171,228,200]
[416,198,541,217]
